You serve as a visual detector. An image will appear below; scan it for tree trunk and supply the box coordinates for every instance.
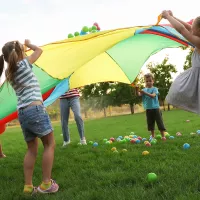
[167,104,170,111]
[109,106,112,116]
[130,104,134,114]
[84,111,88,118]
[162,101,165,111]
[103,108,107,117]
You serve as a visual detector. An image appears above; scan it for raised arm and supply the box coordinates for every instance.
[168,10,192,32]
[162,11,200,49]
[24,39,43,64]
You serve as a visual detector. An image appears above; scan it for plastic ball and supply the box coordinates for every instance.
[110,137,115,142]
[88,141,93,145]
[142,138,147,142]
[147,173,157,182]
[111,147,117,151]
[144,141,149,145]
[150,140,157,145]
[92,25,97,30]
[88,27,92,32]
[145,142,151,147]
[197,130,200,135]
[93,142,98,147]
[135,139,141,144]
[68,33,74,38]
[122,149,127,152]
[142,151,149,156]
[116,138,121,142]
[183,143,190,149]
[176,132,182,136]
[113,150,119,153]
[133,135,137,138]
[105,141,111,144]
[137,136,142,141]
[169,136,175,139]
[156,135,162,140]
[82,26,89,33]
[74,32,80,36]
[130,139,136,144]
[118,136,123,139]
[103,138,108,142]
[164,132,170,138]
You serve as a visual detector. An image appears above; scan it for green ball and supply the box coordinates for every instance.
[105,141,110,144]
[68,33,74,38]
[92,25,97,30]
[150,139,157,145]
[103,139,108,142]
[147,173,157,182]
[91,30,97,33]
[74,32,80,36]
[156,135,162,139]
[82,26,89,33]
[89,27,92,32]
[88,141,93,145]
[165,133,170,138]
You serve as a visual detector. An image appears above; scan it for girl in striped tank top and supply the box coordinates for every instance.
[0,40,59,195]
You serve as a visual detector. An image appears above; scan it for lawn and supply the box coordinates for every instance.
[1,109,200,200]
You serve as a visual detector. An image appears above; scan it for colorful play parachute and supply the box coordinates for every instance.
[0,18,194,133]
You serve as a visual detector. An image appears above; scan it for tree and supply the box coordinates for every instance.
[147,57,177,111]
[81,82,113,117]
[183,48,193,70]
[110,83,141,114]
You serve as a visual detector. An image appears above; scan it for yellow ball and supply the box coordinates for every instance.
[111,147,117,151]
[144,141,149,145]
[142,151,150,155]
[122,149,127,152]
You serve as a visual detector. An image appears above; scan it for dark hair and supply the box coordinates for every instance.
[144,73,154,80]
[0,41,24,85]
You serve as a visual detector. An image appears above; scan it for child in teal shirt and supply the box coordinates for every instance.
[136,73,166,139]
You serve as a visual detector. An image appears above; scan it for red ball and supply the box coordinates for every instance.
[110,137,115,142]
[137,136,142,141]
[130,139,136,144]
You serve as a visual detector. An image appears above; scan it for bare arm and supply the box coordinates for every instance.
[142,91,156,98]
[24,39,43,64]
[168,10,192,31]
[162,12,200,49]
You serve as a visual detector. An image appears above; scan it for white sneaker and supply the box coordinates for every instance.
[63,140,71,147]
[80,139,87,145]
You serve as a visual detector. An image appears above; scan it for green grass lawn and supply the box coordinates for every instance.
[1,109,200,200]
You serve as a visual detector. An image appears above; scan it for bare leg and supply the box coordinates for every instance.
[0,144,6,158]
[24,138,38,185]
[151,130,155,138]
[40,132,55,183]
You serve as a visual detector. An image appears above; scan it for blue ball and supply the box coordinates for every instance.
[169,136,175,139]
[183,143,190,149]
[93,142,98,147]
[133,135,137,138]
[142,138,147,141]
[197,130,200,134]
[135,139,141,144]
[118,136,123,139]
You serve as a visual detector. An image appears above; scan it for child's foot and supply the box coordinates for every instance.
[23,186,37,196]
[62,140,70,147]
[162,137,166,141]
[80,139,87,145]
[0,153,6,158]
[37,179,59,194]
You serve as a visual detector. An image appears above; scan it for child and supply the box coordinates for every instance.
[0,40,59,194]
[0,143,6,158]
[136,73,166,139]
[162,11,200,114]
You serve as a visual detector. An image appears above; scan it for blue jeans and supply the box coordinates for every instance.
[18,105,53,142]
[60,97,84,142]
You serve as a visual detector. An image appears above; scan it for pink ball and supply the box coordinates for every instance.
[137,136,142,141]
[145,142,151,147]
[110,137,115,142]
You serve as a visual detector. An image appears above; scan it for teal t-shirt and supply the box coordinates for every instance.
[142,87,160,110]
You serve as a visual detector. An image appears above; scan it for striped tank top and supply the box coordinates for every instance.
[10,58,43,109]
[60,89,80,99]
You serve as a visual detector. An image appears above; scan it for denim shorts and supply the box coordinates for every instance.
[18,105,53,142]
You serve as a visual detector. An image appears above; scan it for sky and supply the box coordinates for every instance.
[0,0,199,83]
